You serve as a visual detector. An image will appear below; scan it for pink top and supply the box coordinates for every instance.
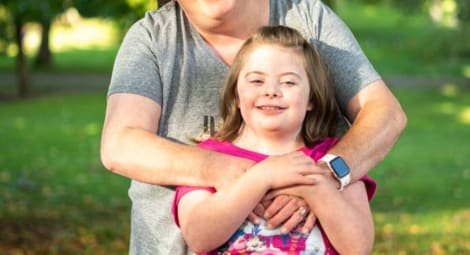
[172,138,376,255]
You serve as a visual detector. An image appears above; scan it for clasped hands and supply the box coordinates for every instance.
[249,194,314,234]
[246,151,336,234]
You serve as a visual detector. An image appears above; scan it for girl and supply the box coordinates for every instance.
[172,26,376,255]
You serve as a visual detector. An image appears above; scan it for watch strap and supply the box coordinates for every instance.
[319,154,351,191]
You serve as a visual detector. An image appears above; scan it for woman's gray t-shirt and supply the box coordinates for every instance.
[108,1,380,254]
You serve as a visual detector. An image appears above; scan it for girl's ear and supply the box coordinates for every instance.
[307,100,313,111]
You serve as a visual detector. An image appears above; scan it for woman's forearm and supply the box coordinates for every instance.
[331,80,406,182]
[102,126,251,186]
[101,94,253,188]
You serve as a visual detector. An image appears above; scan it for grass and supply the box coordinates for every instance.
[370,87,470,254]
[0,47,117,73]
[0,87,469,254]
[0,93,130,254]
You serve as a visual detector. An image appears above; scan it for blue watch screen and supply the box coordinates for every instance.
[330,157,350,178]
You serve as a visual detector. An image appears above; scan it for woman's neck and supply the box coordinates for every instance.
[184,0,270,65]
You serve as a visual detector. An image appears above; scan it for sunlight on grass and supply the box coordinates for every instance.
[440,83,458,97]
[463,65,470,78]
[458,107,470,124]
[374,209,470,254]
[434,85,470,125]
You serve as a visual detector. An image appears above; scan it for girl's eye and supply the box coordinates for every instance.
[281,81,296,86]
[250,79,264,85]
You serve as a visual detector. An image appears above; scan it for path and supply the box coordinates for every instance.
[0,72,469,99]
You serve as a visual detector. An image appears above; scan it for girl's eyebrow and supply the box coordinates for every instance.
[244,71,301,78]
[244,71,266,77]
[279,71,302,78]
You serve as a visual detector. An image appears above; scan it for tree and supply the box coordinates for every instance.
[34,1,69,69]
[0,0,36,97]
[457,0,470,55]
[0,0,70,96]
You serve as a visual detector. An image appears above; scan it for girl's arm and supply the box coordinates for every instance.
[313,180,374,255]
[177,152,317,253]
[268,175,374,255]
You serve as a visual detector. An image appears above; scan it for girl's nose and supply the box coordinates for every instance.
[264,81,281,98]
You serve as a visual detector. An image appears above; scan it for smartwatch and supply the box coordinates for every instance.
[319,154,351,191]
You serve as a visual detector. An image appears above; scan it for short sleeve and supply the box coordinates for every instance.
[108,14,163,105]
[314,3,381,111]
[359,176,377,201]
[171,185,216,227]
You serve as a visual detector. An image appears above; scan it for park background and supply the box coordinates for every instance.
[0,0,469,254]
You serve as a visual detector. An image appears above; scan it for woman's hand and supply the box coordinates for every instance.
[260,170,336,234]
[262,195,317,234]
[245,152,330,232]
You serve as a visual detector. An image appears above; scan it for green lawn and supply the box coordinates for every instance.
[0,93,130,254]
[0,87,469,254]
[371,87,470,254]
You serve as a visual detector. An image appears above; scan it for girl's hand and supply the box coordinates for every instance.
[249,151,318,189]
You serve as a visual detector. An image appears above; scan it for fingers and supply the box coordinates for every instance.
[301,211,317,234]
[275,204,310,234]
[263,195,291,219]
[247,212,260,225]
[265,198,299,231]
[253,203,265,217]
[248,203,266,225]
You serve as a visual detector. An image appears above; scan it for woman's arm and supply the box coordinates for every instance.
[329,80,407,182]
[100,93,254,188]
[177,152,318,253]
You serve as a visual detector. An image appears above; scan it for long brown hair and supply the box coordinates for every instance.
[215,25,339,147]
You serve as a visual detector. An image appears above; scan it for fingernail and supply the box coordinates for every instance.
[302,228,308,234]
[266,223,273,229]
[254,218,260,225]
[264,212,270,218]
[281,228,287,234]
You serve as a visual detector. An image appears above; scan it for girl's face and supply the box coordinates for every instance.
[236,45,312,139]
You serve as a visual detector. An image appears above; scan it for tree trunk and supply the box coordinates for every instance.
[14,18,30,97]
[35,19,52,69]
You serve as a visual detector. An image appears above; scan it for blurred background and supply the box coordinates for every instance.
[0,0,469,254]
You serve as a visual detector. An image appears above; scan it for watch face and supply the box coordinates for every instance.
[330,157,350,178]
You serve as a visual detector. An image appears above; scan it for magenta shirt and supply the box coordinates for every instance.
[172,138,376,255]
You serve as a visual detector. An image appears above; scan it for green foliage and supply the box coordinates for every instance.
[74,0,156,29]
[336,1,469,76]
[457,0,470,23]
